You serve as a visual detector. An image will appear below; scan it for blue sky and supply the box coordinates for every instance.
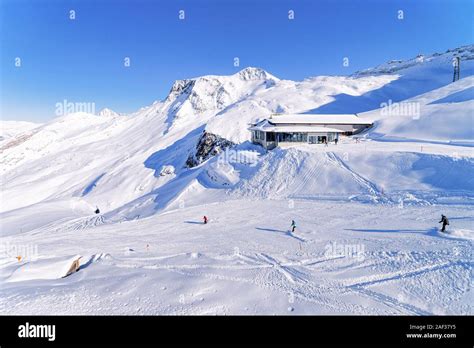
[1,0,473,122]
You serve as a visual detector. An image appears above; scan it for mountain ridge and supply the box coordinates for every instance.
[1,44,473,218]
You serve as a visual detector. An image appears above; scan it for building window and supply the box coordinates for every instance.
[266,132,275,142]
[254,131,266,141]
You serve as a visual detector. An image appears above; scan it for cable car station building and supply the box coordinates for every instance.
[249,114,373,150]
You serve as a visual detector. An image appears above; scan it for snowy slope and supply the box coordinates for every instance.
[312,45,474,114]
[0,68,398,214]
[360,76,474,144]
[2,47,474,218]
[1,200,472,315]
[0,120,41,145]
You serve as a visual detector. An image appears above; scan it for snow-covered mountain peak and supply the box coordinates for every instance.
[236,67,279,82]
[159,68,281,125]
[165,67,278,103]
[97,108,120,117]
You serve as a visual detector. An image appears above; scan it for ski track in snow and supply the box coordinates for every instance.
[95,249,465,315]
[325,152,383,200]
[1,199,471,315]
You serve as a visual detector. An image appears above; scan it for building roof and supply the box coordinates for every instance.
[249,120,343,133]
[268,113,372,125]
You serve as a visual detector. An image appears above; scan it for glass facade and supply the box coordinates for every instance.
[252,130,339,147]
[277,132,308,143]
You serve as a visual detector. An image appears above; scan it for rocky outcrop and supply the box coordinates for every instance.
[166,79,195,102]
[186,131,235,168]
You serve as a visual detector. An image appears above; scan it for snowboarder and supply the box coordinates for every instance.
[94,206,100,214]
[203,216,208,224]
[290,220,296,233]
[439,214,449,232]
[334,138,338,145]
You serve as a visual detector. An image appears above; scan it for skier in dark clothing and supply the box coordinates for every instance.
[95,206,100,214]
[203,216,208,224]
[334,138,338,145]
[439,214,449,232]
[290,220,296,233]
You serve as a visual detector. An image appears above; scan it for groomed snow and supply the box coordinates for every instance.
[0,200,471,315]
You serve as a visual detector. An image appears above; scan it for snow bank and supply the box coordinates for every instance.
[6,255,83,282]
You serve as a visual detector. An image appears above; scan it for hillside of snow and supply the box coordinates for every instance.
[1,45,473,315]
[360,76,474,144]
[0,120,41,146]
